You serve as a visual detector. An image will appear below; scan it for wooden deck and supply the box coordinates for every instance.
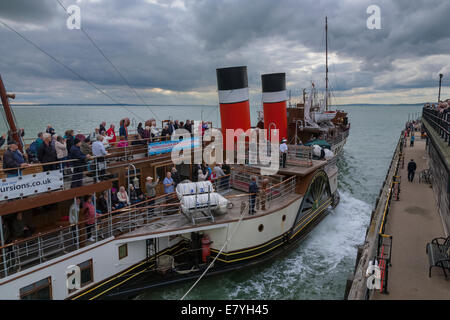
[115,189,302,241]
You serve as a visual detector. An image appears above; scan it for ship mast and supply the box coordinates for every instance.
[325,16,328,111]
[0,75,22,152]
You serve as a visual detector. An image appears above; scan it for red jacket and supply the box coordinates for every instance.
[106,128,116,143]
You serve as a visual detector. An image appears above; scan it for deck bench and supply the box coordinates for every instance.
[426,236,450,279]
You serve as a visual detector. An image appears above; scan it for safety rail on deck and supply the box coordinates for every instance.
[286,145,313,167]
[0,173,297,279]
[422,107,450,146]
[0,140,175,202]
[327,128,350,146]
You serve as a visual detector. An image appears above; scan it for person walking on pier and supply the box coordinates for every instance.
[410,134,415,147]
[407,159,417,182]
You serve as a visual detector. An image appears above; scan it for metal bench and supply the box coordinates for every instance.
[426,236,450,279]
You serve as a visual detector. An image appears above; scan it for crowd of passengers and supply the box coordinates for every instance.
[1,160,230,244]
[0,119,211,186]
[0,119,231,244]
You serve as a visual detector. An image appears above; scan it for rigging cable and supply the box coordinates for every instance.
[55,0,161,123]
[0,19,146,122]
[179,201,249,300]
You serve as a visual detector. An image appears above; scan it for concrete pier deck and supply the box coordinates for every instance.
[372,132,450,300]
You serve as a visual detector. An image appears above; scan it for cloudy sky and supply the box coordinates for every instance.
[0,0,449,106]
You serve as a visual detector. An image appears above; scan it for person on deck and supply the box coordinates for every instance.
[197,169,207,182]
[0,133,5,149]
[145,176,159,198]
[117,186,130,207]
[64,130,75,153]
[248,176,259,215]
[46,125,55,136]
[137,123,144,138]
[55,135,68,165]
[171,167,180,187]
[97,191,109,214]
[119,120,128,140]
[99,122,106,134]
[407,159,417,182]
[69,198,81,240]
[38,133,57,171]
[3,141,29,177]
[161,125,170,137]
[184,120,192,133]
[92,135,109,181]
[163,171,174,194]
[69,138,92,188]
[129,184,144,204]
[12,212,32,239]
[83,195,97,242]
[410,134,415,147]
[106,124,116,145]
[145,176,159,215]
[280,138,288,168]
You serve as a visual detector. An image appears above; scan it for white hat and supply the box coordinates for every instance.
[146,176,153,180]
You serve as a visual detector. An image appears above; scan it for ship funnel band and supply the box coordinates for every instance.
[218,87,249,104]
[216,66,248,91]
[261,73,286,92]
[262,90,287,103]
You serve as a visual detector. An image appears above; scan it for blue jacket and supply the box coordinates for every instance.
[249,181,259,195]
[69,145,87,169]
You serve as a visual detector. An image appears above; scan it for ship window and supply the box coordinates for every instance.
[282,215,286,222]
[67,259,94,294]
[258,224,264,232]
[119,244,128,260]
[20,277,52,300]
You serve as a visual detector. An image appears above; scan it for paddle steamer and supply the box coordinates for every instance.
[0,66,340,300]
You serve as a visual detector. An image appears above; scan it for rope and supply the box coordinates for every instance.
[55,0,161,123]
[180,201,249,300]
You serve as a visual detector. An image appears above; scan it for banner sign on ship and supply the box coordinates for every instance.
[0,170,64,201]
[148,137,200,156]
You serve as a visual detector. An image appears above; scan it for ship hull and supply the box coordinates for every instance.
[70,170,337,300]
[74,194,333,300]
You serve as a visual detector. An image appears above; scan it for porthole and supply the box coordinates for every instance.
[282,215,286,222]
[258,224,264,232]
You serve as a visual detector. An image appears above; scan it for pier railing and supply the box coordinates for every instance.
[422,107,450,146]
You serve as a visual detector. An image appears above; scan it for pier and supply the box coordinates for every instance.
[347,109,450,300]
[372,132,450,299]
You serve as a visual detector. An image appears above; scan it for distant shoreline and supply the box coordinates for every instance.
[9,103,424,107]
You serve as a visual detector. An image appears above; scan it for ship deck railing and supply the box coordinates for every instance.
[326,128,350,146]
[245,144,314,168]
[422,107,450,146]
[0,173,298,279]
[0,138,179,202]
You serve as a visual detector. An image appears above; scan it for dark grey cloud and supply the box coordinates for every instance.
[0,0,58,23]
[0,0,449,105]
